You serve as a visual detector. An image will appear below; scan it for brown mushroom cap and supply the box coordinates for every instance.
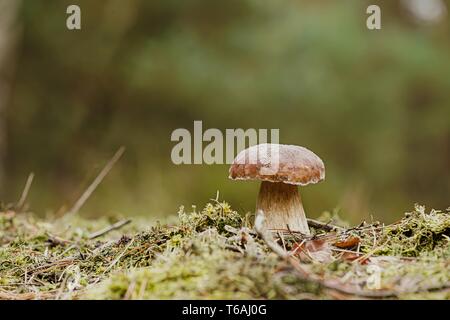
[229,143,325,186]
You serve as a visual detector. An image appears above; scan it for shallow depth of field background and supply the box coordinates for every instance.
[1,0,449,223]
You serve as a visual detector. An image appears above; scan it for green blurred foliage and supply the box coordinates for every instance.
[4,0,450,222]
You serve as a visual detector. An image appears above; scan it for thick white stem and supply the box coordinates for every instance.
[256,181,310,235]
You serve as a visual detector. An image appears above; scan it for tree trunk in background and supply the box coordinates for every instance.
[0,0,21,195]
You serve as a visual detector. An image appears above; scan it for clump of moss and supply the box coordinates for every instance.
[0,211,172,299]
[0,200,252,299]
[85,207,323,300]
[315,254,450,295]
[177,201,243,234]
[86,229,281,299]
[361,205,450,258]
[1,201,449,300]
[303,205,450,296]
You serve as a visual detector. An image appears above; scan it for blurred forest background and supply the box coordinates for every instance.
[0,0,449,223]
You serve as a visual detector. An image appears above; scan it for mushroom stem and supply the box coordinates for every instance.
[256,181,310,235]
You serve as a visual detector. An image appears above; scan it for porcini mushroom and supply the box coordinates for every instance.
[229,143,325,235]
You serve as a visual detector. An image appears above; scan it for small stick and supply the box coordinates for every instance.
[88,219,132,240]
[254,210,289,259]
[65,147,125,218]
[277,231,286,252]
[307,218,343,232]
[16,172,34,211]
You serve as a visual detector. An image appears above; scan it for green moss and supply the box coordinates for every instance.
[178,201,243,234]
[86,230,279,299]
[361,205,450,258]
[0,201,449,300]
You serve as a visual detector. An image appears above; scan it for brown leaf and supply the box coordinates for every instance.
[340,251,370,264]
[334,236,360,249]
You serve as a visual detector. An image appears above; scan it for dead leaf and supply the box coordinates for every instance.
[340,251,370,264]
[334,236,360,249]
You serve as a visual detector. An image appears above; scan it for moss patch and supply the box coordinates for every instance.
[0,201,449,300]
[360,205,450,258]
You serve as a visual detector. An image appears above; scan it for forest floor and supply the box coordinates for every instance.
[0,199,449,300]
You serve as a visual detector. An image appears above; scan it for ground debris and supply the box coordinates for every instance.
[0,202,448,300]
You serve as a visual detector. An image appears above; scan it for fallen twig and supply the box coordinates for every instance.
[307,218,344,232]
[16,172,34,211]
[65,146,125,218]
[0,289,56,300]
[254,211,289,259]
[89,219,132,240]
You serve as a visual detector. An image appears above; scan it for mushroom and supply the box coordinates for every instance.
[229,143,325,235]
